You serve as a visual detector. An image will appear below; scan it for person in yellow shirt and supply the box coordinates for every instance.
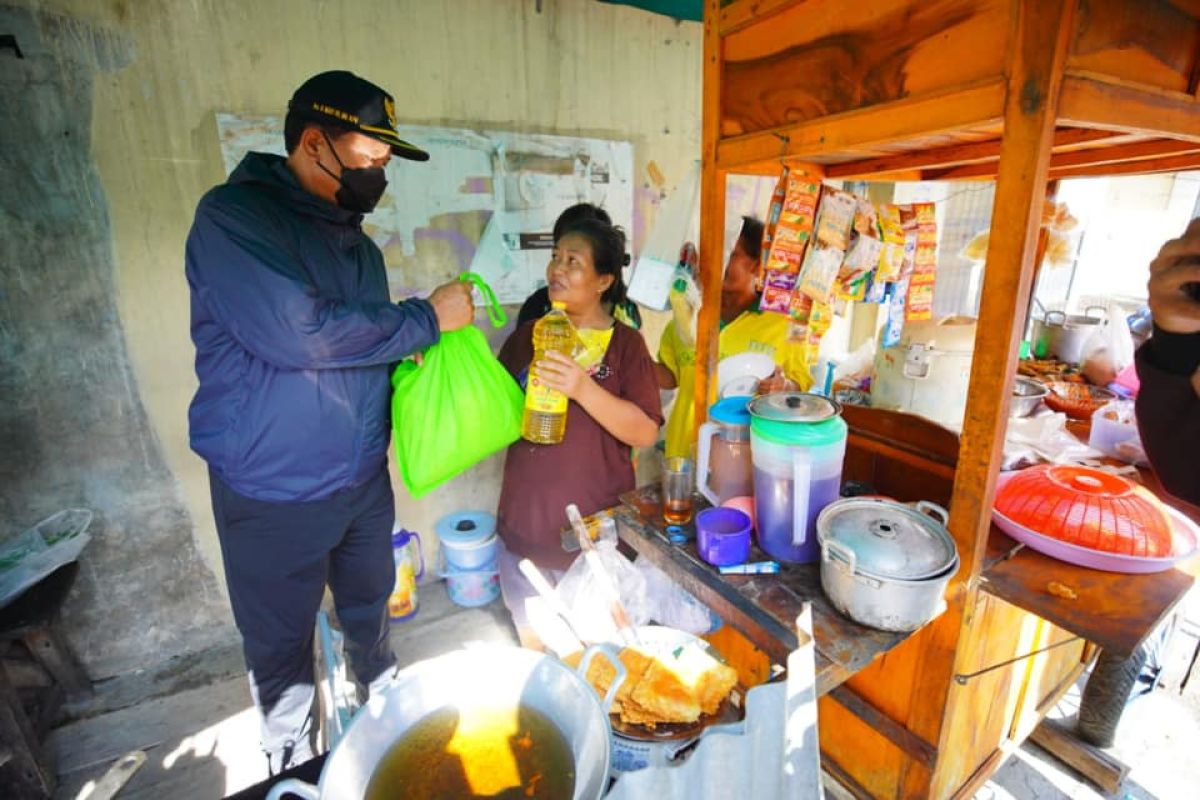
[657,216,811,459]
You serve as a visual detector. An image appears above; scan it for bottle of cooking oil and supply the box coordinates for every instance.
[522,301,576,444]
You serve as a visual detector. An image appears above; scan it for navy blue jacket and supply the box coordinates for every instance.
[186,152,439,501]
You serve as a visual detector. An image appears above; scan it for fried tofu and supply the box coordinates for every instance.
[563,647,653,713]
[567,640,738,728]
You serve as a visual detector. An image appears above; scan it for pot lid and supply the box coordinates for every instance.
[749,392,840,423]
[993,465,1174,557]
[435,511,497,546]
[817,498,958,580]
[709,395,752,427]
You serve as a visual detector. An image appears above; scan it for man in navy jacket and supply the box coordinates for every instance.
[185,71,473,772]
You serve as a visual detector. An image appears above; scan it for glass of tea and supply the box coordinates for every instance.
[662,456,695,525]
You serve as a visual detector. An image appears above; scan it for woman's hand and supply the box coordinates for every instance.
[535,351,592,400]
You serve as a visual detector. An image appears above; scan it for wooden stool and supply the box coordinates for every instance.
[0,562,91,798]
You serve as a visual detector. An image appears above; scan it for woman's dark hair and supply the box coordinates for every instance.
[739,215,765,263]
[552,203,611,240]
[558,218,630,309]
[283,111,352,155]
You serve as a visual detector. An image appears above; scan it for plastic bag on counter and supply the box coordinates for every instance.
[634,557,719,635]
[1088,399,1149,466]
[554,538,652,644]
[1081,303,1137,376]
[1003,411,1102,469]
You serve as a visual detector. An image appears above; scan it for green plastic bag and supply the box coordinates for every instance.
[391,273,524,497]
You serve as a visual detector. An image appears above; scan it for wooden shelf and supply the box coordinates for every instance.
[979,525,1198,658]
[613,486,920,695]
[697,2,1200,795]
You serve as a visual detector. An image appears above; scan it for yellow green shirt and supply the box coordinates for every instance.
[658,311,812,459]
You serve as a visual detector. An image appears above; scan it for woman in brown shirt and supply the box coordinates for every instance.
[496,218,663,648]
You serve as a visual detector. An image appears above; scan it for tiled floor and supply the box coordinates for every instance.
[47,583,1200,799]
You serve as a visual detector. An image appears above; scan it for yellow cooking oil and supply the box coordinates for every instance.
[522,301,577,444]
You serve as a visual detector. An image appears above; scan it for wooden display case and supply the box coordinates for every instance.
[695,1,1200,796]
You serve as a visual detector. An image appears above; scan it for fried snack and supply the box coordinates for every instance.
[568,641,738,729]
[562,648,653,713]
[628,657,703,725]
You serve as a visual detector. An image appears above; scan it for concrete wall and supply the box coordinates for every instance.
[0,0,700,677]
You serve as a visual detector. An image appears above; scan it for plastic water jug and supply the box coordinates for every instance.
[749,393,847,564]
[388,529,424,622]
[695,396,755,506]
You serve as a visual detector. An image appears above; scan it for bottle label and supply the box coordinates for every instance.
[524,369,568,414]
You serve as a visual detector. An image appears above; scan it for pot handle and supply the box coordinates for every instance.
[823,538,857,576]
[577,643,628,715]
[1083,304,1107,321]
[265,779,320,800]
[695,422,719,506]
[914,501,949,528]
[1044,309,1066,326]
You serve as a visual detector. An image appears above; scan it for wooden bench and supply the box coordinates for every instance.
[0,562,91,798]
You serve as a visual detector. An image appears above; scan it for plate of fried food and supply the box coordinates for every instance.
[564,626,743,741]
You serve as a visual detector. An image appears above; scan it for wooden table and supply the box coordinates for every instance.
[978,468,1200,659]
[615,485,922,697]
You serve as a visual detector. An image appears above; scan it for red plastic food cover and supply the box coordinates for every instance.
[994,465,1174,557]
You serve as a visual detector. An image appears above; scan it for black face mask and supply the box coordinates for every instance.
[317,131,388,213]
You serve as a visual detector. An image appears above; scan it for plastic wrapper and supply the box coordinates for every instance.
[796,246,844,304]
[812,187,856,252]
[634,558,718,635]
[1002,411,1102,469]
[904,203,938,322]
[763,175,820,274]
[554,538,652,644]
[760,269,798,314]
[876,204,908,283]
[1081,303,1137,375]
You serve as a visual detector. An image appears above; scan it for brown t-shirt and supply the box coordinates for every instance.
[496,320,663,570]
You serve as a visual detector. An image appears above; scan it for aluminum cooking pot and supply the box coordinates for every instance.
[816,498,959,632]
[266,644,623,800]
[1031,306,1105,364]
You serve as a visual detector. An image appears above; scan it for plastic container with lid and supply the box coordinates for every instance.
[749,393,848,564]
[387,529,424,622]
[872,317,977,431]
[993,465,1173,558]
[435,511,498,571]
[696,395,754,506]
[1088,399,1147,465]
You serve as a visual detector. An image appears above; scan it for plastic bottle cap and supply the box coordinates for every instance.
[551,301,567,310]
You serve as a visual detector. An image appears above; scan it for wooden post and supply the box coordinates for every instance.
[696,0,727,433]
[901,1,1079,796]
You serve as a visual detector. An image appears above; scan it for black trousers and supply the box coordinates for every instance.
[209,466,396,757]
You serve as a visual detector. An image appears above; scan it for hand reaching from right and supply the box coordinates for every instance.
[1148,219,1200,335]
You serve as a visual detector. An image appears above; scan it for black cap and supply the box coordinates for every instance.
[288,70,429,162]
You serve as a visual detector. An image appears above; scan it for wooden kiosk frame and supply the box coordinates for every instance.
[695,1,1200,796]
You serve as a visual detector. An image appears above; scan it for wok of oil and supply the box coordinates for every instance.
[364,705,576,800]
